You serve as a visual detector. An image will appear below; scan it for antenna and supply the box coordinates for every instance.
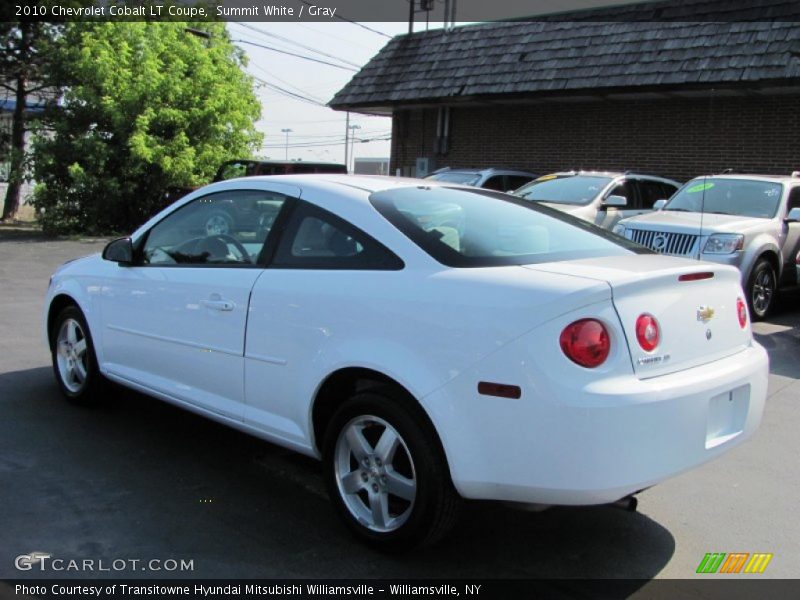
[698,176,708,260]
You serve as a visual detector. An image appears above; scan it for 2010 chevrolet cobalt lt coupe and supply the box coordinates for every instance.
[44,175,768,549]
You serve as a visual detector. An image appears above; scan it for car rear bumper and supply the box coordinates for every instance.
[425,341,768,505]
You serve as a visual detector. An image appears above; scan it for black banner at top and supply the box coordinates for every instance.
[5,0,800,23]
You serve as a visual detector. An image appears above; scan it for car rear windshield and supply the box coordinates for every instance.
[425,172,481,186]
[513,175,613,205]
[664,178,783,218]
[370,186,647,267]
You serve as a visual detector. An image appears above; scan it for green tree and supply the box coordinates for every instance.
[32,22,263,234]
[1,22,62,221]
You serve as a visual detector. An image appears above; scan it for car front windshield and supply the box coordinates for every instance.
[664,178,783,218]
[370,186,647,268]
[426,172,481,186]
[513,175,613,206]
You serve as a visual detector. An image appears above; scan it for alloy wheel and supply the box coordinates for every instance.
[56,318,89,394]
[752,268,774,316]
[333,415,417,533]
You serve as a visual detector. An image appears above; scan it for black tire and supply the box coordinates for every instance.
[322,388,460,551]
[50,305,104,406]
[747,259,777,321]
[203,210,234,236]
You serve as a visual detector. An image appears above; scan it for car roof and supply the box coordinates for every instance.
[687,173,800,185]
[222,173,446,196]
[221,159,346,167]
[430,167,537,176]
[544,170,679,183]
[132,174,459,242]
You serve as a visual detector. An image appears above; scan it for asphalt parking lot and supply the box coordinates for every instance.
[1,228,799,585]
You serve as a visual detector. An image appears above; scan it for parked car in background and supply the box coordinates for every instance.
[425,167,538,191]
[614,173,800,319]
[161,160,350,234]
[796,250,800,284]
[213,159,348,181]
[46,175,767,550]
[511,171,681,230]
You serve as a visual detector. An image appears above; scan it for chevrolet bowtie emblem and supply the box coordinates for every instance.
[697,306,715,322]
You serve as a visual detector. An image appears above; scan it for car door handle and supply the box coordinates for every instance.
[201,299,235,312]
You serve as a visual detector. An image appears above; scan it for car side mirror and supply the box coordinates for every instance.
[653,199,668,210]
[102,237,134,265]
[603,195,628,208]
[785,207,800,223]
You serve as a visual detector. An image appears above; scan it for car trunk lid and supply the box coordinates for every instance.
[524,255,752,378]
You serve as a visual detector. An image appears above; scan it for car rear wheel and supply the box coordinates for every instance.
[322,389,460,550]
[51,305,103,405]
[747,259,776,321]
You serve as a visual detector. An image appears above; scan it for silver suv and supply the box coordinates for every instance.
[614,173,800,319]
[512,171,680,230]
[425,167,538,191]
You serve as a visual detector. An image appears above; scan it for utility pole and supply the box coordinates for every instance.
[281,128,292,160]
[348,124,360,173]
[344,112,350,171]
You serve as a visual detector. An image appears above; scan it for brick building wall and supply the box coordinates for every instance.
[390,94,800,183]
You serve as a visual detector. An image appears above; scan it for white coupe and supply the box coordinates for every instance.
[44,175,768,549]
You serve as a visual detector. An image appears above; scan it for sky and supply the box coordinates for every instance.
[225,21,413,170]
[224,1,645,170]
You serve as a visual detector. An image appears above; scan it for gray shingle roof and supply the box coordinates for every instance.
[329,1,800,111]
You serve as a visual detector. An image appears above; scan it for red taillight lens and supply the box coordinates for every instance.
[736,297,747,328]
[635,314,660,352]
[560,319,610,368]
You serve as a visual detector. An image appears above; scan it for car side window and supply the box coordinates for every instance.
[787,187,800,211]
[481,176,507,191]
[271,201,403,270]
[140,190,289,266]
[638,180,676,209]
[506,175,535,191]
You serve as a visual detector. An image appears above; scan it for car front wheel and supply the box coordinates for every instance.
[747,259,776,320]
[322,389,460,550]
[51,305,103,405]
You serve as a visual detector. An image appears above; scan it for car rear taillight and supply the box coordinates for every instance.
[736,297,748,329]
[635,314,660,352]
[559,319,610,368]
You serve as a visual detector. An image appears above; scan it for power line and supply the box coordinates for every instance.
[294,22,377,50]
[265,130,391,141]
[261,135,391,149]
[250,63,327,104]
[259,117,369,125]
[234,22,362,69]
[232,37,358,71]
[252,75,330,107]
[294,0,393,38]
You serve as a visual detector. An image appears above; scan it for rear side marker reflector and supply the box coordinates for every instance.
[478,382,522,399]
[679,272,714,282]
